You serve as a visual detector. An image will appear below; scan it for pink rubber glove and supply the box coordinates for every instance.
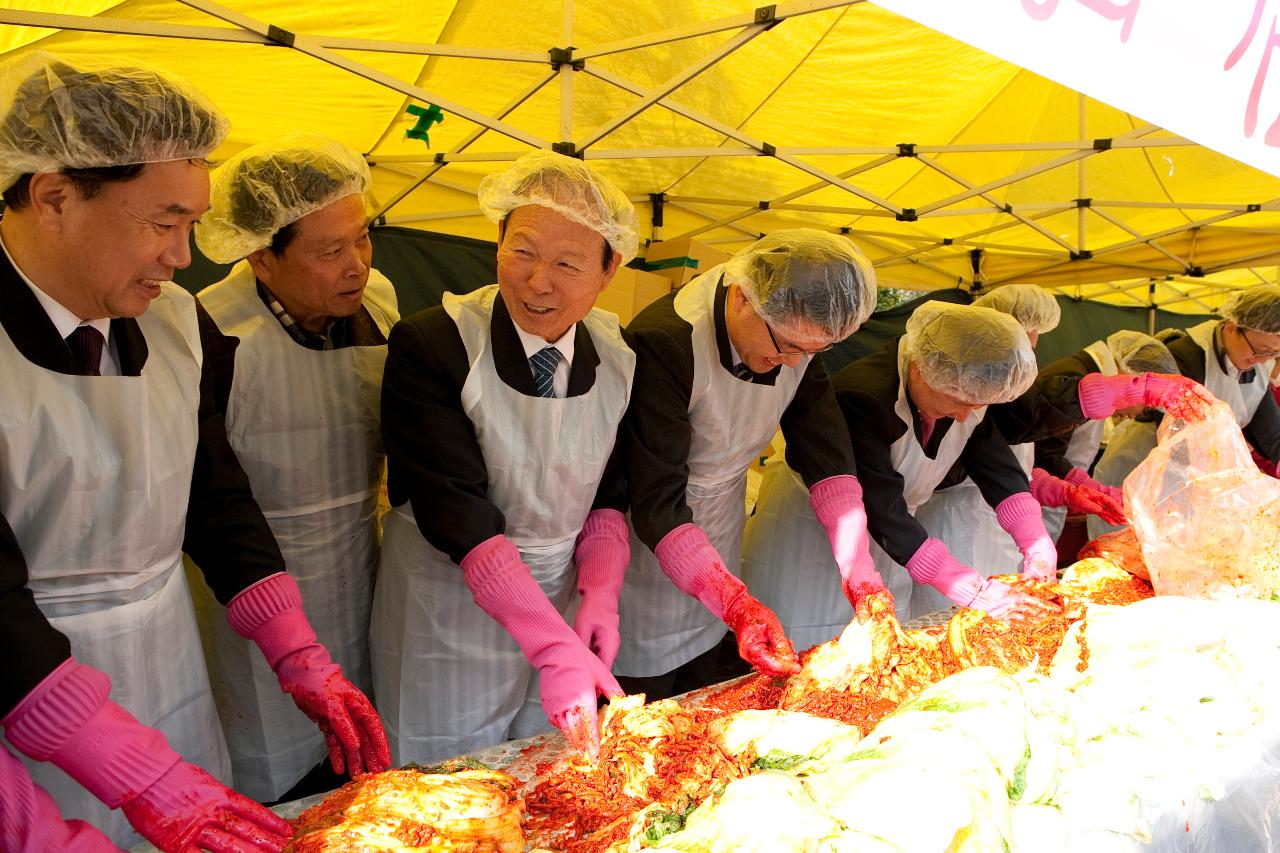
[1064,466,1123,504]
[572,509,629,668]
[1077,371,1216,422]
[808,475,886,606]
[1,659,292,853]
[462,535,623,759]
[227,573,389,777]
[122,763,292,853]
[906,538,1058,620]
[995,492,1059,581]
[1,742,123,853]
[654,523,800,677]
[1031,468,1127,526]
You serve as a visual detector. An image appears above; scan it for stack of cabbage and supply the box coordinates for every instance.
[636,597,1280,852]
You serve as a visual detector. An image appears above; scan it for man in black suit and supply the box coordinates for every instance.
[371,151,637,763]
[0,51,384,850]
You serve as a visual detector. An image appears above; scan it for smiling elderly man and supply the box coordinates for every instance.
[191,133,399,803]
[371,151,638,764]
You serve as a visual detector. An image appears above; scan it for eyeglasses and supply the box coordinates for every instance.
[1238,327,1280,360]
[764,320,834,357]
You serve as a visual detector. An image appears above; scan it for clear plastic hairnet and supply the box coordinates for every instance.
[905,302,1038,405]
[1106,330,1177,375]
[0,50,228,192]
[723,228,877,346]
[196,133,371,263]
[972,284,1061,335]
[1222,285,1280,334]
[477,150,639,263]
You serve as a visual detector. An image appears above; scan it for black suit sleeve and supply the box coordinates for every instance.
[382,310,506,565]
[1245,393,1280,464]
[182,301,284,604]
[780,354,857,486]
[960,416,1032,509]
[623,322,697,551]
[0,512,72,718]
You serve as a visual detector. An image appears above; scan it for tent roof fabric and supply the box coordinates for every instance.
[3,0,1278,311]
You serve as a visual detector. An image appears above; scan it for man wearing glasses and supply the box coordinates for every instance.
[614,229,879,699]
[1164,285,1280,467]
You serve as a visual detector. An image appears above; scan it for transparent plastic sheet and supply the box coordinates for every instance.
[1125,402,1280,599]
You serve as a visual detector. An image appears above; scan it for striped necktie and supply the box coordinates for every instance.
[66,325,105,376]
[529,345,562,398]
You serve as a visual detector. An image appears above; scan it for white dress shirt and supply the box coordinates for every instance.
[513,320,576,399]
[0,230,118,375]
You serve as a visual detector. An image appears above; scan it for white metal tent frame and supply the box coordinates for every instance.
[4,0,1279,306]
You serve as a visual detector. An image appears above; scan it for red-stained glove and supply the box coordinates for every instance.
[655,523,800,677]
[1,660,291,853]
[808,475,886,606]
[1031,468,1127,526]
[571,509,630,668]
[1,741,123,853]
[905,538,1058,620]
[462,535,622,759]
[1077,372,1216,422]
[227,573,390,777]
[121,763,292,853]
[1064,466,1123,504]
[994,492,1059,582]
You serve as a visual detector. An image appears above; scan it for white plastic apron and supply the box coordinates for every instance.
[0,284,229,848]
[741,457,852,652]
[1188,320,1273,427]
[913,442,1032,581]
[743,337,985,636]
[1043,340,1116,539]
[612,267,807,678]
[369,286,634,764]
[186,262,396,800]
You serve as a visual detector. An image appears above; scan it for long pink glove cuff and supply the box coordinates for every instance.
[994,492,1051,534]
[226,572,318,669]
[905,538,983,605]
[1065,467,1123,500]
[1076,372,1143,419]
[654,523,746,620]
[809,475,884,592]
[2,744,123,853]
[1029,469,1069,506]
[462,535,583,659]
[574,509,629,599]
[1,660,179,809]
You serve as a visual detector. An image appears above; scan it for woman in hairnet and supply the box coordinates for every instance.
[1162,286,1280,467]
[372,152,637,763]
[615,229,878,697]
[187,134,398,802]
[913,285,1061,577]
[745,302,1059,635]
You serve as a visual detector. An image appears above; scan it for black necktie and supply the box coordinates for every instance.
[1240,367,1257,384]
[66,326,104,376]
[732,362,753,381]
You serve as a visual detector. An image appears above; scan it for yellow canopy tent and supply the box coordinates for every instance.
[2,0,1278,311]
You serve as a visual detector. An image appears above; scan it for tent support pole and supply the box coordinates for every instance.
[177,0,550,148]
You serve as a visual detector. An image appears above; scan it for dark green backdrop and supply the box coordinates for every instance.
[174,225,1216,369]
